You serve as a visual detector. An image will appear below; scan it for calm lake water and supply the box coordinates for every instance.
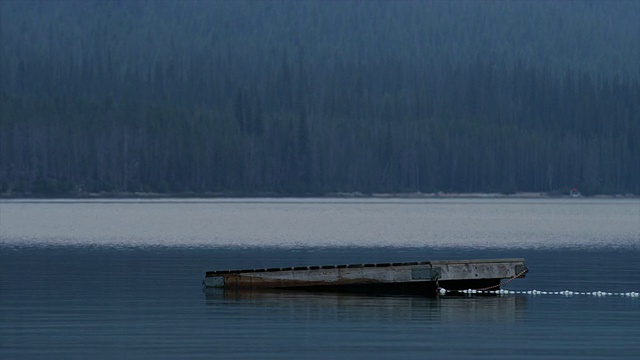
[1,198,639,359]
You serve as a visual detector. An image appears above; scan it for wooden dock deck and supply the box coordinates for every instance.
[204,258,528,295]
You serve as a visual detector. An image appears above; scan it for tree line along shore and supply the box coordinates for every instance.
[1,1,638,197]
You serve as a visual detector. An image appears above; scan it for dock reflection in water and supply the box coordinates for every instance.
[204,288,527,323]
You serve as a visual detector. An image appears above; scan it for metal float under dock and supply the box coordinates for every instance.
[204,258,528,295]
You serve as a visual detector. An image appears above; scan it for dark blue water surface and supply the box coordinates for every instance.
[1,246,639,359]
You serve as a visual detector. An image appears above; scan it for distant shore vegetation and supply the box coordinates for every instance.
[1,1,639,197]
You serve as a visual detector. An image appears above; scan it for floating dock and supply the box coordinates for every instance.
[204,258,527,295]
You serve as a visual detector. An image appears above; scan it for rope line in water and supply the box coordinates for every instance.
[438,288,640,297]
[436,267,639,297]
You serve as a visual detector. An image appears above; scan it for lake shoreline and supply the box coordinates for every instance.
[1,191,637,199]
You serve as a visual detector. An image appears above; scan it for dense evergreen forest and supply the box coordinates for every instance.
[1,0,639,196]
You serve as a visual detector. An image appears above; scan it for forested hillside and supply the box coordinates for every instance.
[1,0,639,196]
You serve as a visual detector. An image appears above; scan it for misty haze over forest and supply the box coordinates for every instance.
[1,0,639,196]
